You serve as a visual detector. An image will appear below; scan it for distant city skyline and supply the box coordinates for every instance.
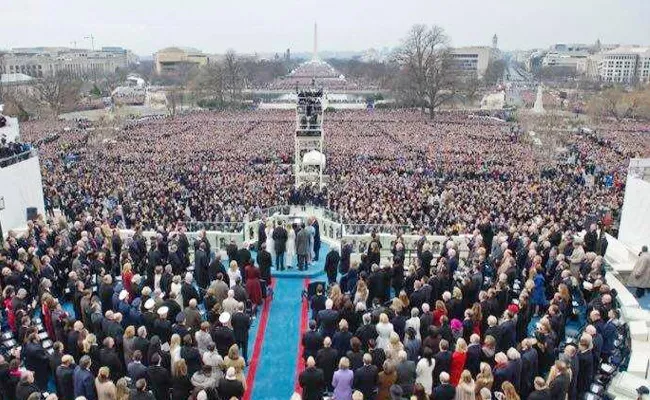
[1,0,649,56]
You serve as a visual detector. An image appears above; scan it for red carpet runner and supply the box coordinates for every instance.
[243,278,277,400]
[293,278,311,393]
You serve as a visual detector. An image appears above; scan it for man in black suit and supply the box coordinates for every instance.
[316,337,339,392]
[317,299,340,338]
[99,337,123,382]
[528,377,552,400]
[601,309,618,362]
[302,320,324,361]
[409,281,427,311]
[231,303,251,362]
[432,372,456,400]
[55,355,75,400]
[146,353,170,400]
[355,313,378,350]
[521,338,539,399]
[433,340,452,385]
[194,242,209,289]
[324,247,341,285]
[466,334,482,376]
[354,354,378,400]
[310,285,327,322]
[257,220,267,251]
[419,304,434,339]
[299,356,325,400]
[395,350,416,396]
[498,313,516,352]
[272,221,288,270]
[226,240,238,266]
[256,243,272,283]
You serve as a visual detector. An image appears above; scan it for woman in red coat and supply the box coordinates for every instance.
[245,262,263,312]
[450,338,468,386]
[122,263,134,300]
[433,300,448,327]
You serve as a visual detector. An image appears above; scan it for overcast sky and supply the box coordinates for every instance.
[2,0,649,56]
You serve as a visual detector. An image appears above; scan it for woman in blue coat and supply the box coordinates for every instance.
[531,265,549,316]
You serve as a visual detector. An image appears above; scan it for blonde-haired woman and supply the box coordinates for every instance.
[223,344,246,389]
[123,326,136,365]
[169,334,182,366]
[115,378,129,400]
[82,333,101,375]
[455,370,475,400]
[385,332,404,361]
[353,280,369,306]
[376,313,394,351]
[501,381,520,400]
[330,284,344,310]
[228,261,241,288]
[450,338,468,386]
[95,366,117,400]
[332,357,353,400]
[474,362,494,397]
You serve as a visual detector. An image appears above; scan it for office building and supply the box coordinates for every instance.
[449,47,495,77]
[154,47,210,75]
[0,47,136,78]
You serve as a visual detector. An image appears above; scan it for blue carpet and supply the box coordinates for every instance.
[248,246,328,400]
[626,286,650,309]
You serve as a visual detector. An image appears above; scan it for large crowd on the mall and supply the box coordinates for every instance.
[0,108,647,400]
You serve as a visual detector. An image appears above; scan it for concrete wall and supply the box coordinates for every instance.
[0,155,45,231]
[619,177,650,253]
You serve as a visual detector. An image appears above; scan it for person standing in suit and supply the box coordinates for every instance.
[548,360,571,400]
[601,309,618,362]
[353,353,378,400]
[528,377,552,400]
[257,220,267,252]
[256,243,272,283]
[296,223,311,271]
[194,242,209,290]
[231,303,251,362]
[325,246,341,285]
[272,221,288,271]
[433,340,452,386]
[302,320,324,361]
[432,372,456,400]
[316,337,339,392]
[299,356,326,400]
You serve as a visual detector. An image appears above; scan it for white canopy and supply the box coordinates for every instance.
[302,150,326,166]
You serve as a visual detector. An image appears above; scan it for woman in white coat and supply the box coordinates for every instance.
[265,225,275,259]
[285,223,296,269]
[416,347,435,396]
[375,313,394,351]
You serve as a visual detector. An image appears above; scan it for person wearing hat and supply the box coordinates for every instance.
[162,291,182,323]
[217,367,244,400]
[212,312,236,357]
[637,386,650,400]
[153,306,172,343]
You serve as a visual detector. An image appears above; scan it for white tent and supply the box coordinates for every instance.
[302,150,326,166]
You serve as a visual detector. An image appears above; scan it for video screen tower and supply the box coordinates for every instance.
[294,88,326,190]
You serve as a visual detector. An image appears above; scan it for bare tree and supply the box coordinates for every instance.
[587,88,650,121]
[30,71,81,116]
[393,24,457,118]
[223,50,243,101]
[191,64,225,105]
[165,87,182,118]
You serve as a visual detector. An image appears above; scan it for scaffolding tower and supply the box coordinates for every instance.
[294,88,326,189]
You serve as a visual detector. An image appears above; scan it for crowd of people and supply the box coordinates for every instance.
[3,107,647,400]
[19,109,649,236]
[298,222,621,400]
[0,216,272,400]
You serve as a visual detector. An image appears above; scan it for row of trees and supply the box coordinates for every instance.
[587,87,650,121]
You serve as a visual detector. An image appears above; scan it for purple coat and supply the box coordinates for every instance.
[332,368,354,400]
